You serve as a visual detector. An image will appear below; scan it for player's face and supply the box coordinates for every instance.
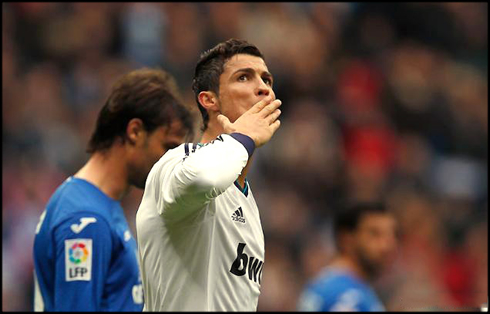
[353,213,398,279]
[217,54,275,123]
[130,119,187,189]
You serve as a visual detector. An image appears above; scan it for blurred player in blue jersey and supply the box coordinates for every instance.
[32,68,194,311]
[297,202,398,311]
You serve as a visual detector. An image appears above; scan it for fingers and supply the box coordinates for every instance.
[270,119,281,134]
[217,114,232,131]
[248,96,274,114]
[259,99,282,118]
[267,109,281,125]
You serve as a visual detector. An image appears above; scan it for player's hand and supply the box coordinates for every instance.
[217,97,282,148]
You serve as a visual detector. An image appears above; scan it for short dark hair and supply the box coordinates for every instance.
[192,38,264,131]
[87,68,194,153]
[334,202,388,250]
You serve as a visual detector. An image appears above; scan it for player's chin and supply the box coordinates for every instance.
[373,257,393,272]
[134,180,146,190]
[131,173,148,190]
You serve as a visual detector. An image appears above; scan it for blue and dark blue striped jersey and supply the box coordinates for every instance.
[33,177,143,311]
[297,267,385,311]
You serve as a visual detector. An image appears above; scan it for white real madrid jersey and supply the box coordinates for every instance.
[136,133,265,311]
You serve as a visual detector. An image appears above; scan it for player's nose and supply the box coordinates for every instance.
[256,90,275,105]
[256,79,272,97]
[380,234,397,254]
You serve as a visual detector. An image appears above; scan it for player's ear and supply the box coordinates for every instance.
[198,91,220,114]
[126,118,145,145]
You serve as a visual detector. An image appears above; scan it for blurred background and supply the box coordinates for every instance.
[2,2,487,311]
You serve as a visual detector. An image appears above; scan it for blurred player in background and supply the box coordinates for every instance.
[136,38,282,311]
[32,68,194,311]
[297,202,398,311]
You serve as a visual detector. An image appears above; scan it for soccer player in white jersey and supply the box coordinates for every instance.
[136,38,282,311]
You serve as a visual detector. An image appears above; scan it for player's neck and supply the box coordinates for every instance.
[200,119,222,144]
[74,148,130,201]
[331,256,370,282]
[201,124,253,189]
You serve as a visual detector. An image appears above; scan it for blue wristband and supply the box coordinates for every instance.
[229,133,255,158]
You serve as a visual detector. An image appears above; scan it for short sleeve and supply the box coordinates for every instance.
[52,213,113,311]
[297,287,325,311]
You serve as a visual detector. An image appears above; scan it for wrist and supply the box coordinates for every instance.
[229,133,255,157]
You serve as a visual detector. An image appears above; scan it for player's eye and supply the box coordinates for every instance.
[263,77,272,86]
[238,74,248,82]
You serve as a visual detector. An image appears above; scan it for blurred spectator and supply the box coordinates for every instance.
[121,3,166,67]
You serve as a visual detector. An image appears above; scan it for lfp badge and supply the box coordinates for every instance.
[65,239,92,281]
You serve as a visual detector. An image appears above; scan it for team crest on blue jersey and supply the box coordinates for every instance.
[65,239,92,281]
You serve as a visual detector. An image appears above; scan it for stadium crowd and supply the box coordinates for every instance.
[2,3,487,311]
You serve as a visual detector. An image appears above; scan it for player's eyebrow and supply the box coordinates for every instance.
[232,68,274,83]
[262,71,274,84]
